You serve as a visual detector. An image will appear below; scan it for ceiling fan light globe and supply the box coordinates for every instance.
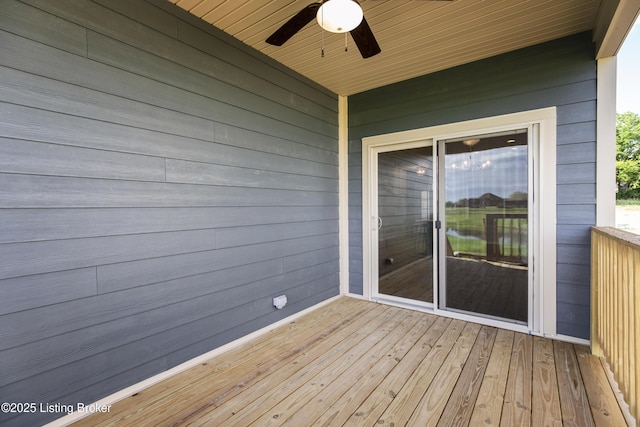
[317,0,363,33]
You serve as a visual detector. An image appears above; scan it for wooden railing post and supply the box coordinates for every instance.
[591,229,603,357]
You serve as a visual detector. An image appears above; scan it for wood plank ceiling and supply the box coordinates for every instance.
[169,0,601,96]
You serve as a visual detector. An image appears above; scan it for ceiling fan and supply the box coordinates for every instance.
[266,0,455,59]
[265,0,381,58]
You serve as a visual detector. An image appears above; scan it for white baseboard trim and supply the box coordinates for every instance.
[548,333,590,347]
[343,292,368,301]
[45,294,342,427]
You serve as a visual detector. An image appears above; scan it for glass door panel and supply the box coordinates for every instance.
[377,146,434,303]
[441,131,529,323]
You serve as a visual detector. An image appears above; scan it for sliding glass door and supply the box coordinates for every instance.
[376,145,434,304]
[439,130,530,323]
[363,109,555,335]
[370,130,530,322]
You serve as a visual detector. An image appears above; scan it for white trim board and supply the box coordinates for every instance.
[339,95,350,294]
[361,107,557,337]
[596,56,617,227]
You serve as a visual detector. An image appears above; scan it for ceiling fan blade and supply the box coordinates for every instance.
[266,3,322,46]
[350,16,381,58]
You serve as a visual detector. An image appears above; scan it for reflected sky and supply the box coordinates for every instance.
[445,145,528,201]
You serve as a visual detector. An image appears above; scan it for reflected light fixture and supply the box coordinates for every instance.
[317,0,364,33]
[462,138,480,147]
[450,159,491,170]
[451,138,491,171]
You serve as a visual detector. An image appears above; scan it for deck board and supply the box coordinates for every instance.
[274,310,425,426]
[501,333,533,427]
[368,319,467,426]
[246,308,418,426]
[555,340,596,427]
[575,345,629,426]
[406,322,482,427]
[532,336,563,426]
[341,316,453,426]
[469,328,514,425]
[438,325,497,426]
[305,312,438,426]
[201,302,393,427]
[72,297,631,427]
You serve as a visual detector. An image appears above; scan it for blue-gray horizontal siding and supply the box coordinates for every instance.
[0,0,339,425]
[348,32,596,340]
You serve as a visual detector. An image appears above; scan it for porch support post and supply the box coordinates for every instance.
[596,56,617,226]
[339,95,350,294]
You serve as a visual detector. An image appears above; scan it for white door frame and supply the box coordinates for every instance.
[362,108,557,337]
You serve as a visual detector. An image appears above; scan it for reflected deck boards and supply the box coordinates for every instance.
[73,297,629,427]
[379,256,528,322]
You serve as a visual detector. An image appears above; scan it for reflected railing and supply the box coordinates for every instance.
[446,211,528,266]
[485,213,527,264]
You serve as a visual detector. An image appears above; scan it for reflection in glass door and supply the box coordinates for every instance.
[377,146,434,303]
[440,130,529,323]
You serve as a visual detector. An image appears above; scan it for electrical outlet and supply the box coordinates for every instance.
[273,295,287,310]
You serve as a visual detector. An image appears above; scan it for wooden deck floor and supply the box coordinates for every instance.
[73,297,630,426]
